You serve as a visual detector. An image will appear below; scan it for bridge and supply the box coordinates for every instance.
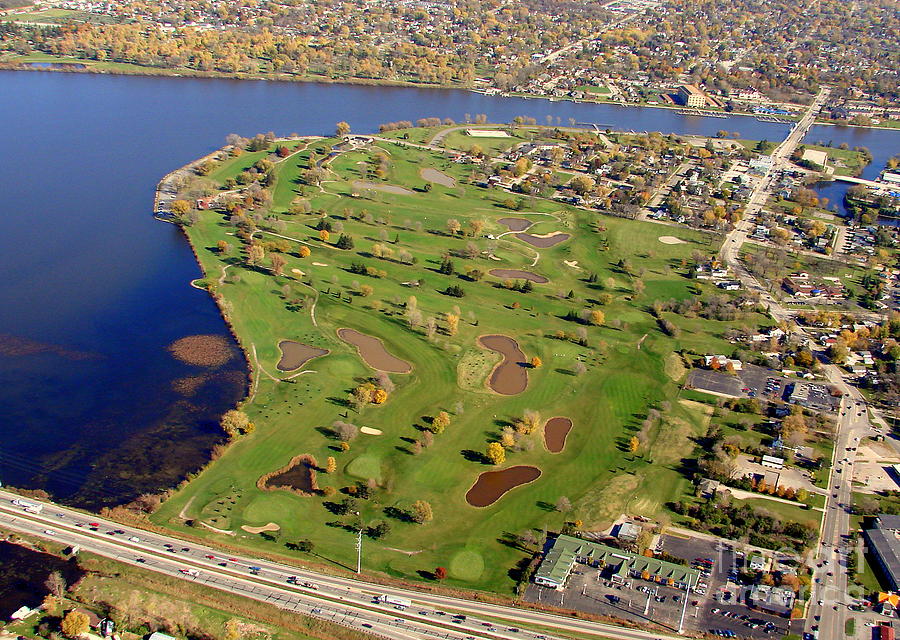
[832,175,896,191]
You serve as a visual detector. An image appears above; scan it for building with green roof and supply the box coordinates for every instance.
[533,535,700,591]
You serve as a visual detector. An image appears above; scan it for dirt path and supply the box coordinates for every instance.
[382,546,423,555]
[637,333,648,349]
[178,496,195,520]
[217,264,231,286]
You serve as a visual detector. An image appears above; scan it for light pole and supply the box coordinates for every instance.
[354,511,363,574]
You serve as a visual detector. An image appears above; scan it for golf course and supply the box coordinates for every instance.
[153,124,760,594]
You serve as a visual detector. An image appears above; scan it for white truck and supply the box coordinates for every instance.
[11,499,42,514]
[376,595,411,609]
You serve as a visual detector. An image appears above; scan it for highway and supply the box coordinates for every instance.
[0,490,685,640]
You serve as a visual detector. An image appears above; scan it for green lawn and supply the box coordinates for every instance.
[152,134,754,595]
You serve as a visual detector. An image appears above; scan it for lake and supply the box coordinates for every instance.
[0,69,805,509]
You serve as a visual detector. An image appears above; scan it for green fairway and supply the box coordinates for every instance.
[153,128,754,594]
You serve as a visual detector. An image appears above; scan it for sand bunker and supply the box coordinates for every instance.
[258,454,319,496]
[338,328,412,373]
[291,268,305,276]
[514,232,571,248]
[658,235,686,245]
[543,417,573,453]
[564,260,580,269]
[360,426,383,435]
[276,340,329,372]
[352,180,414,195]
[241,522,281,534]
[167,335,234,367]
[477,334,528,395]
[312,262,328,267]
[488,269,548,284]
[420,168,456,187]
[497,217,533,232]
[466,466,542,507]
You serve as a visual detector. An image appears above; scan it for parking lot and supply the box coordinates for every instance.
[688,364,787,402]
[659,534,803,639]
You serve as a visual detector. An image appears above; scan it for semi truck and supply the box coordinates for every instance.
[11,498,42,514]
[375,595,411,609]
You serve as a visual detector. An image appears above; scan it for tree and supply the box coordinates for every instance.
[336,234,355,250]
[224,618,243,640]
[410,500,433,523]
[216,240,231,254]
[350,385,373,411]
[372,388,388,404]
[486,441,506,465]
[445,313,460,336]
[589,309,605,326]
[221,409,251,438]
[570,174,596,195]
[319,229,330,243]
[431,410,451,433]
[298,245,311,258]
[61,611,89,638]
[326,456,337,473]
[359,284,374,297]
[332,420,359,441]
[628,436,640,453]
[295,539,314,553]
[270,254,286,276]
[530,356,542,368]
[171,199,192,215]
[434,566,448,580]
[555,496,572,513]
[336,121,351,136]
[45,571,67,598]
[446,219,462,235]
[247,244,265,266]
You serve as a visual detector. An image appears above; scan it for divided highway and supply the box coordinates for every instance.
[0,490,682,640]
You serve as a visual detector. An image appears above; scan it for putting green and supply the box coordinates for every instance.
[449,549,485,582]
[242,491,300,525]
[346,454,383,482]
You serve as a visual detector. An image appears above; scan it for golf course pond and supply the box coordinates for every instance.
[338,328,412,373]
[477,334,528,395]
[276,340,329,371]
[488,269,548,283]
[514,232,571,248]
[465,465,542,507]
[543,417,573,453]
[497,217,533,231]
[258,454,319,496]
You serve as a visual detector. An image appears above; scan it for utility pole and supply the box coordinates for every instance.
[354,511,363,574]
[678,580,692,634]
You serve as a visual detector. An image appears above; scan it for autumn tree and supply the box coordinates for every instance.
[555,496,572,513]
[446,218,462,235]
[486,441,506,465]
[224,618,243,640]
[335,121,351,136]
[171,199,192,216]
[247,244,265,266]
[431,410,451,433]
[45,571,67,598]
[434,566,448,580]
[319,229,330,243]
[61,610,89,638]
[628,436,640,453]
[372,388,388,404]
[530,356,542,368]
[445,312,460,336]
[410,500,433,523]
[298,245,311,258]
[270,254,286,276]
[589,309,605,326]
[326,456,337,473]
[221,409,251,438]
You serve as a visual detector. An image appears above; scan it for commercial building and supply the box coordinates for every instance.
[760,455,785,470]
[533,535,700,590]
[746,585,795,617]
[677,85,707,108]
[864,515,900,591]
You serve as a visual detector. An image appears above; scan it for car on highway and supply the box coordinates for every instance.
[43,529,56,536]
[179,569,199,577]
[128,536,140,542]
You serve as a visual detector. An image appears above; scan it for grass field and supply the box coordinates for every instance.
[152,130,755,594]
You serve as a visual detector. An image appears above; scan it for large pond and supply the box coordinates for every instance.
[0,70,791,509]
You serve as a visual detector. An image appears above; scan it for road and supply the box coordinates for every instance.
[714,86,883,640]
[0,490,687,640]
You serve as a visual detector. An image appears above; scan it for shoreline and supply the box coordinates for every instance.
[6,61,900,132]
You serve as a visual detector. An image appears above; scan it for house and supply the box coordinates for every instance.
[533,535,700,590]
[677,85,707,108]
[616,522,641,543]
[761,455,784,470]
[704,355,743,371]
[782,277,814,297]
[148,633,179,640]
[748,555,767,571]
[746,585,795,617]
[717,281,742,291]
